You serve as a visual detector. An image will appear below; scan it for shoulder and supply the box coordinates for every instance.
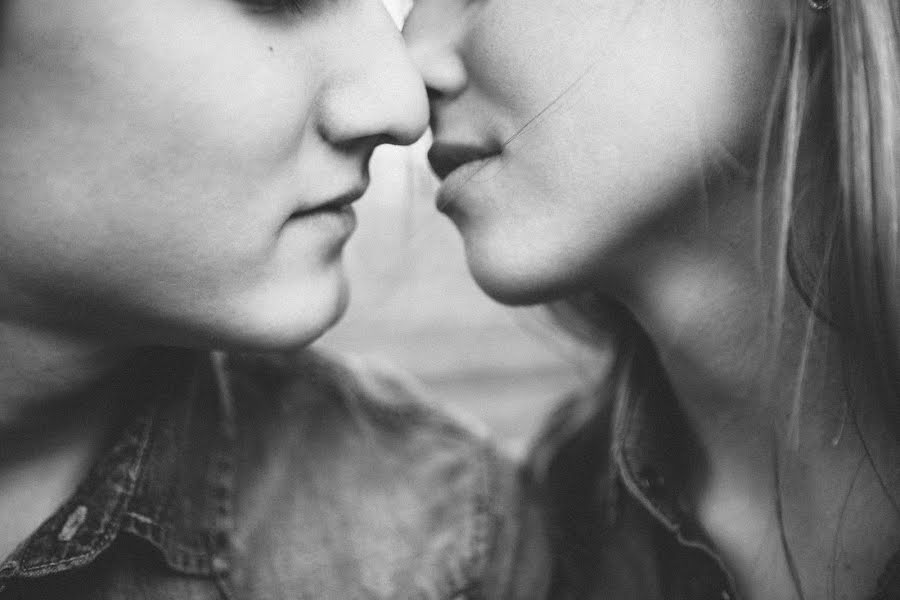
[220,348,550,599]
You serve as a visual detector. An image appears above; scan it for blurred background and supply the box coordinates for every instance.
[317,143,603,456]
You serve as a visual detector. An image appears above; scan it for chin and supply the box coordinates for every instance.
[211,272,351,352]
[465,246,579,307]
[457,214,621,307]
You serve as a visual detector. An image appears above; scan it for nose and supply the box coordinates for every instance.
[413,45,468,104]
[316,0,429,150]
[403,3,468,103]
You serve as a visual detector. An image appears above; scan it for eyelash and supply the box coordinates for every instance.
[244,0,306,14]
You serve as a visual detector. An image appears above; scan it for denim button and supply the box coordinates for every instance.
[58,505,88,542]
[637,466,665,492]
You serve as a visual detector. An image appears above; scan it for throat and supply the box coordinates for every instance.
[692,420,900,600]
[0,322,135,563]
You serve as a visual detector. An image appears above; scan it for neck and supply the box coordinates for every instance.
[0,321,137,562]
[610,184,900,600]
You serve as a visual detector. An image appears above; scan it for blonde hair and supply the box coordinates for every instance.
[830,0,899,401]
[771,0,900,404]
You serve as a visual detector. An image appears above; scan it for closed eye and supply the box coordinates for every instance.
[241,0,308,14]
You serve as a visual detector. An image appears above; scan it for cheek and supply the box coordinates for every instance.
[454,1,783,300]
[0,2,334,335]
[474,1,780,164]
[0,3,316,258]
[470,0,781,133]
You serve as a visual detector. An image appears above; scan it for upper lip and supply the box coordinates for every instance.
[428,141,500,180]
[290,182,368,217]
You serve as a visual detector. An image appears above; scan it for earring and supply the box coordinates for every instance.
[809,0,832,10]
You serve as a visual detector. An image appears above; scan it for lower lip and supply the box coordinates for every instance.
[285,204,357,239]
[435,157,497,213]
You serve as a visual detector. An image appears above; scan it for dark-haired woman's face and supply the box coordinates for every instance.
[0,0,427,349]
[405,0,785,304]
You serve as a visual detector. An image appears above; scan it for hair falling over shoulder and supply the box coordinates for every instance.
[757,0,900,443]
[827,0,900,404]
[772,0,900,404]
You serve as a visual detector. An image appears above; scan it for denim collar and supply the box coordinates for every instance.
[0,349,236,585]
[607,343,900,600]
[606,344,739,598]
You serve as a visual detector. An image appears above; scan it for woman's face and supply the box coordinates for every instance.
[404,0,786,304]
[0,0,427,349]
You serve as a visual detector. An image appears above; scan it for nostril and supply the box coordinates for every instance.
[328,133,390,154]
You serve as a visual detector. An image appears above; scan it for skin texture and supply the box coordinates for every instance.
[404,0,785,305]
[0,0,428,350]
[405,1,900,599]
[0,0,427,565]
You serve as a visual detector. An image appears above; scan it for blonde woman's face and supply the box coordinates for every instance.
[405,0,786,304]
[0,0,427,349]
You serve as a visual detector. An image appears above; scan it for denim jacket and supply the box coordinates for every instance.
[0,348,549,599]
[528,350,900,600]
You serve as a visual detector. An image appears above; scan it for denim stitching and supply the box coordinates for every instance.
[119,513,212,573]
[4,354,229,584]
[611,366,740,599]
[10,401,159,578]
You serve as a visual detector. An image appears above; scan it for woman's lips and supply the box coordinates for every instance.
[428,141,500,180]
[283,202,358,241]
[281,184,366,239]
[289,184,368,219]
